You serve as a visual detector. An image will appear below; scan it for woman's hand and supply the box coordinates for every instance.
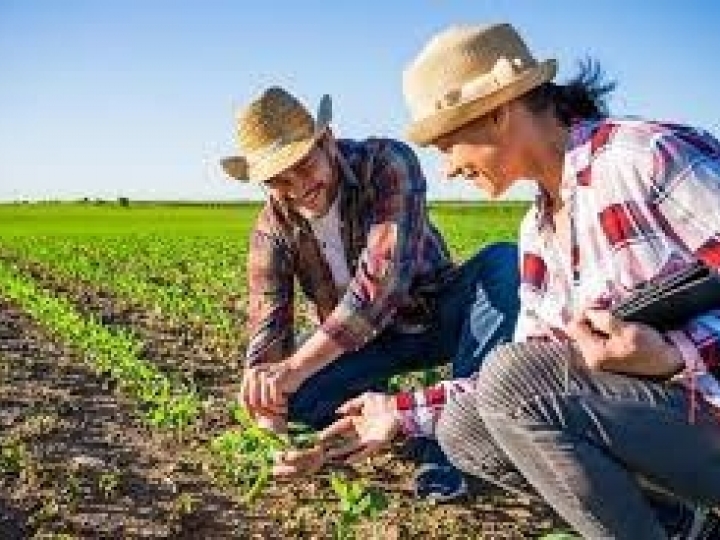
[272,391,401,477]
[567,308,684,377]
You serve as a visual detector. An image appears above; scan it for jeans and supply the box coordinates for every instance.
[287,241,520,429]
[436,341,720,539]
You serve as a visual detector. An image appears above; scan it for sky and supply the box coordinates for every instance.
[1,1,719,202]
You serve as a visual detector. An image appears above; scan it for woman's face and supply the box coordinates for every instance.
[432,112,519,199]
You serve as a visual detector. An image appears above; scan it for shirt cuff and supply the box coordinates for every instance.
[393,386,447,438]
[666,329,705,376]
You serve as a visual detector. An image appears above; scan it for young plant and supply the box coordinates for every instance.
[329,472,388,540]
[209,405,289,504]
[97,472,120,500]
[0,438,28,476]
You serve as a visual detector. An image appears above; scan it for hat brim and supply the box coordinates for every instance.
[406,59,557,147]
[220,94,332,182]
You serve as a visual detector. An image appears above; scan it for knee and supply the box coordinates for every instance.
[478,242,519,277]
[474,342,549,417]
[474,242,520,313]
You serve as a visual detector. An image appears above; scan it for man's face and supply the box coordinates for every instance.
[432,114,515,199]
[264,136,337,218]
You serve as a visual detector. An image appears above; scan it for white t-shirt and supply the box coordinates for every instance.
[308,195,352,290]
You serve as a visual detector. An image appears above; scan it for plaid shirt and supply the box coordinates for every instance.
[245,138,454,366]
[396,118,720,437]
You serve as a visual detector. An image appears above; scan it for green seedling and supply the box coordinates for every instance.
[0,438,28,476]
[174,492,197,516]
[62,472,82,506]
[97,472,120,500]
[210,405,289,504]
[330,472,388,540]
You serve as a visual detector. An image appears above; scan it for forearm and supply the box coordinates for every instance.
[286,328,344,380]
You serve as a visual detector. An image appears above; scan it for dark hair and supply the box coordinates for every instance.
[522,58,617,125]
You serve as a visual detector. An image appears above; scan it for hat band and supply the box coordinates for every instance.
[417,56,533,119]
[244,135,306,169]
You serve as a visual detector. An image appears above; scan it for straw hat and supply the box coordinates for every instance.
[221,87,332,182]
[403,23,557,146]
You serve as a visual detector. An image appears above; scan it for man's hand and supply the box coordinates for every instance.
[272,391,401,477]
[239,361,307,420]
[567,308,684,377]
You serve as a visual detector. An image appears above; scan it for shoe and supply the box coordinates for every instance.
[413,462,468,502]
[406,438,467,502]
[666,505,720,540]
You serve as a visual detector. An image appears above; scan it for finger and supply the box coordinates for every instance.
[255,403,287,418]
[259,371,272,410]
[269,373,287,410]
[326,440,364,461]
[336,395,366,416]
[567,316,607,368]
[319,417,356,441]
[567,315,602,343]
[584,308,622,336]
[239,372,250,409]
[272,462,302,477]
[343,443,381,464]
[247,372,263,410]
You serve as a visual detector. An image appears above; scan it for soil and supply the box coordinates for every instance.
[0,259,568,539]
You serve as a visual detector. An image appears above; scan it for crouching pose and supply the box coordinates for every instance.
[277,23,720,539]
[221,86,520,499]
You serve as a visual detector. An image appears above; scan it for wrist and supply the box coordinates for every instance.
[284,356,311,388]
[662,342,685,376]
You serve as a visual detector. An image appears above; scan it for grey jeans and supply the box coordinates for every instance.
[436,341,720,539]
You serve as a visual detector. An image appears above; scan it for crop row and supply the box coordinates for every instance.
[0,260,202,435]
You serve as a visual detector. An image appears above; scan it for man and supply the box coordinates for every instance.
[221,86,520,499]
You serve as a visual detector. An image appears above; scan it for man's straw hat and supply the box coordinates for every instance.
[403,23,557,146]
[221,87,332,182]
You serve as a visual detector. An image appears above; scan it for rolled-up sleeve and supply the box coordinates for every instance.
[320,141,427,351]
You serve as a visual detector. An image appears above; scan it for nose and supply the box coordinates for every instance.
[442,154,461,180]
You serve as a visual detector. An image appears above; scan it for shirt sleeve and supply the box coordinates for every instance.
[650,129,720,374]
[320,141,428,351]
[244,214,296,366]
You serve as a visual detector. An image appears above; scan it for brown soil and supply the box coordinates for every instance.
[0,261,568,538]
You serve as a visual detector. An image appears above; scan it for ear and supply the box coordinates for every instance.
[490,104,511,135]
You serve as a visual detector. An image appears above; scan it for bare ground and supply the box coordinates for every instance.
[0,259,568,539]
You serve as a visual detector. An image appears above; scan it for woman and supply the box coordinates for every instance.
[276,23,720,538]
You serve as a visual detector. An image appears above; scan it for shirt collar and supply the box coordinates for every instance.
[535,120,598,232]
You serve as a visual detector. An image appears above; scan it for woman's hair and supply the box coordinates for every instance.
[522,58,617,125]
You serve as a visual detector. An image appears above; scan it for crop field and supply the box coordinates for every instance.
[0,201,570,539]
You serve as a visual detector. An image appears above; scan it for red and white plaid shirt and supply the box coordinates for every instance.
[395,118,720,437]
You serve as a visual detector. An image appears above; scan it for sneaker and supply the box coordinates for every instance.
[413,462,468,502]
[667,505,720,540]
[406,438,467,502]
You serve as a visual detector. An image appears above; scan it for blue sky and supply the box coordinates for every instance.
[1,1,719,202]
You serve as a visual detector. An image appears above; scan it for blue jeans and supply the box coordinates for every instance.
[288,242,520,429]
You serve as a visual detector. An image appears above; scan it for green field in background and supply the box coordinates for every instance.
[0,201,529,258]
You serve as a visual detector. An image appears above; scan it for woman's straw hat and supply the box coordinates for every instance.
[403,23,557,146]
[221,87,332,182]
